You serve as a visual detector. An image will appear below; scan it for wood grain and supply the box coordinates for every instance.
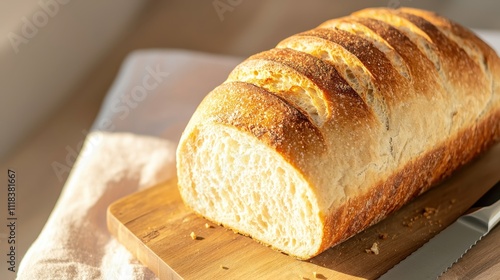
[107,143,500,280]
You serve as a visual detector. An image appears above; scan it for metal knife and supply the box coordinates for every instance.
[379,181,500,280]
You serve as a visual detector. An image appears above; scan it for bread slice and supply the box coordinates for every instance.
[176,7,500,259]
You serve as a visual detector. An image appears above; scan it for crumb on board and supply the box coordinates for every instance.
[448,198,457,209]
[190,232,197,240]
[205,223,212,229]
[220,265,229,270]
[379,233,388,240]
[403,206,440,227]
[371,242,379,255]
[366,242,379,255]
[423,207,437,219]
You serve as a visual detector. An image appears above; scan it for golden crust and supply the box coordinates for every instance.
[341,16,440,101]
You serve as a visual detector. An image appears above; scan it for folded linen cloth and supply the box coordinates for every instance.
[18,132,176,279]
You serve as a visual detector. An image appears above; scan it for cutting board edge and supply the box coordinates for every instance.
[107,187,184,280]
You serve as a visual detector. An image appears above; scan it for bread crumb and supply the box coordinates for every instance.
[403,206,440,227]
[372,242,380,255]
[379,233,388,240]
[220,265,229,270]
[190,232,197,240]
[448,199,456,209]
[366,242,379,255]
[423,207,437,219]
[205,223,212,229]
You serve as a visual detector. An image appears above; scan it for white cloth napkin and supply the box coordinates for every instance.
[18,132,176,279]
[17,29,500,279]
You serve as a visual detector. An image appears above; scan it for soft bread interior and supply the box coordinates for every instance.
[177,123,323,258]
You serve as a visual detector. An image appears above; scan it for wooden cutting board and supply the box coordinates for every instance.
[107,144,500,280]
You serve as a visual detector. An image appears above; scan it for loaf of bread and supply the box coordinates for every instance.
[176,7,500,259]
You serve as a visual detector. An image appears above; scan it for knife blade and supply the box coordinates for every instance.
[379,181,500,280]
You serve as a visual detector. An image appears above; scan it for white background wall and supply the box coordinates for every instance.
[0,0,147,160]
